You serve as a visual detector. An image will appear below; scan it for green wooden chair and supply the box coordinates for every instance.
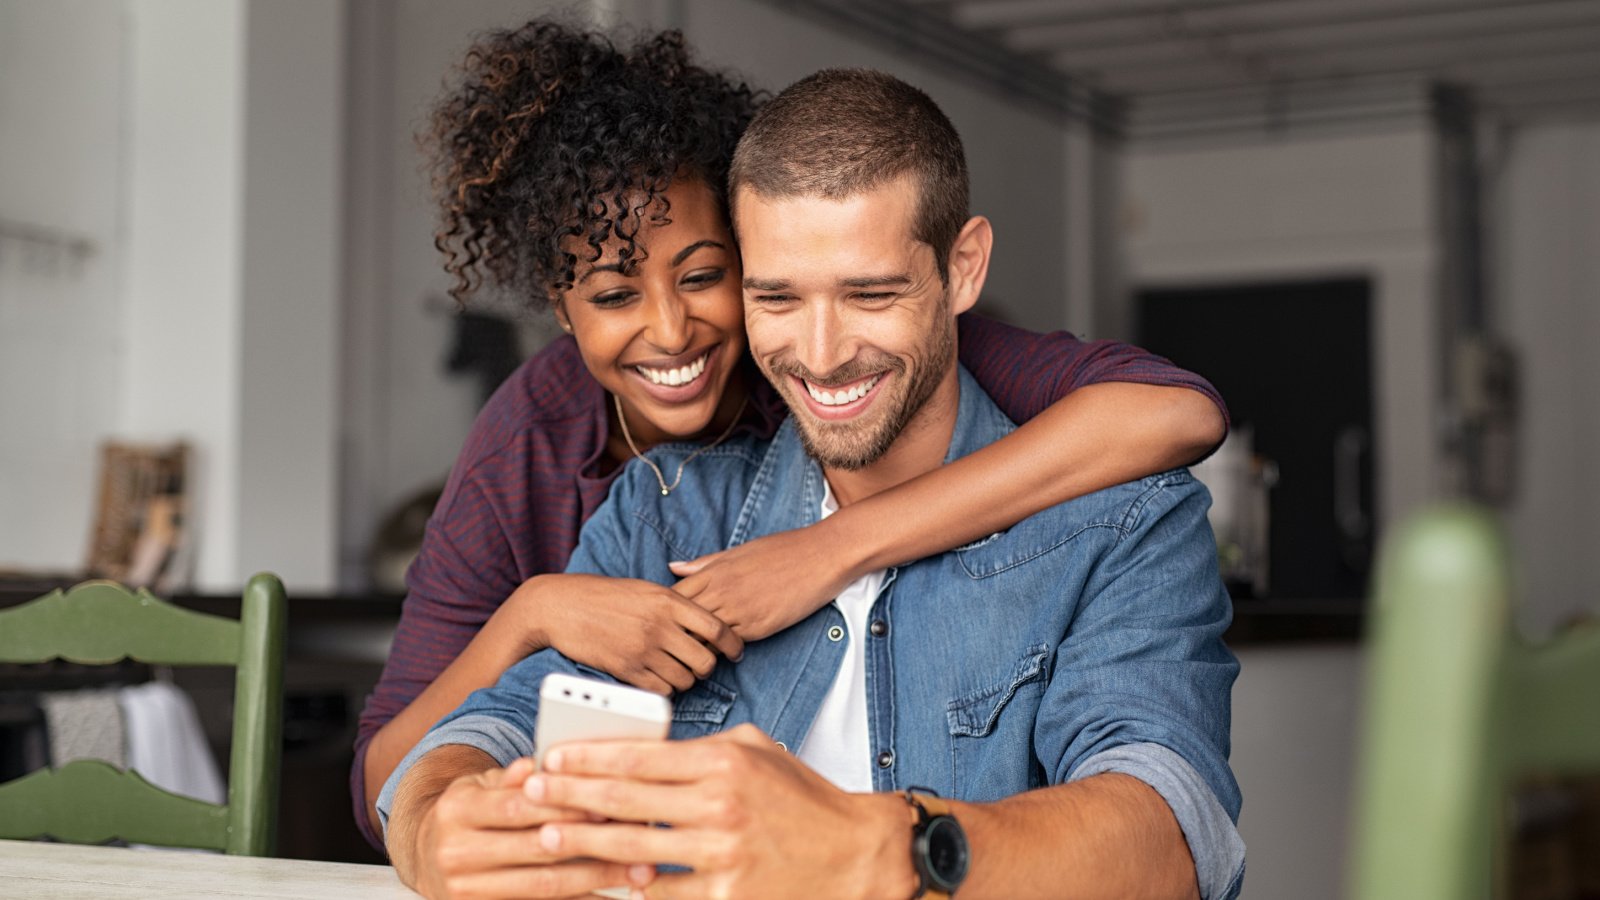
[0,574,285,855]
[1352,504,1600,898]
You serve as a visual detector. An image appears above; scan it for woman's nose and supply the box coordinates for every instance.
[645,291,691,354]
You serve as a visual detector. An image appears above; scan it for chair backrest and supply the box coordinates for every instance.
[1352,504,1600,898]
[0,574,285,855]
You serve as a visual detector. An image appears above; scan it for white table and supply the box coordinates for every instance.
[0,839,416,899]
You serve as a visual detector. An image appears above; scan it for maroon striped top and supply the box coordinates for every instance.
[351,312,1226,849]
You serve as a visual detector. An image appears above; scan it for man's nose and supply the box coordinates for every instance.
[799,301,854,379]
[645,291,691,354]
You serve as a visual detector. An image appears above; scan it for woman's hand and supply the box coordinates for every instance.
[670,521,864,642]
[497,574,744,695]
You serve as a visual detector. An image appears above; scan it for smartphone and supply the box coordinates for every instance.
[535,674,672,900]
[535,673,672,768]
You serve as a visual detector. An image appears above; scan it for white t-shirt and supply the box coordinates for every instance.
[795,479,886,793]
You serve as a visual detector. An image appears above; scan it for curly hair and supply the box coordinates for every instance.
[425,20,765,308]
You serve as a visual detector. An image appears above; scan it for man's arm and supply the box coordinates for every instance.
[524,729,1202,899]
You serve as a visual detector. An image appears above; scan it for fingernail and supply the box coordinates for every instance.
[539,824,561,851]
[523,775,546,801]
[545,748,564,772]
[629,864,654,885]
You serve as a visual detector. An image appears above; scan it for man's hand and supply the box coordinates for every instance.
[522,724,917,900]
[392,750,656,900]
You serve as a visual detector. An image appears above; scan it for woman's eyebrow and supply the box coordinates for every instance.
[672,240,726,266]
[578,262,627,283]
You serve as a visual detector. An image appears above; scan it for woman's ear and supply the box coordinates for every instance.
[552,301,573,334]
[946,215,993,316]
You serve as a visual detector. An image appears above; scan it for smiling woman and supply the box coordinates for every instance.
[552,180,750,453]
[354,17,1233,856]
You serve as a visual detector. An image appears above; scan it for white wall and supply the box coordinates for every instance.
[0,0,128,572]
[1496,121,1600,637]
[119,0,248,589]
[1122,127,1444,900]
[1,0,345,592]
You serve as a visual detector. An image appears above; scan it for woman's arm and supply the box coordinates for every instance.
[673,316,1227,640]
[362,573,741,838]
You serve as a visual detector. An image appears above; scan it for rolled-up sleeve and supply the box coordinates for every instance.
[374,647,592,838]
[1071,742,1246,900]
[1034,471,1244,895]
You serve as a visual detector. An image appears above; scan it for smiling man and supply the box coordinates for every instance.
[380,69,1244,900]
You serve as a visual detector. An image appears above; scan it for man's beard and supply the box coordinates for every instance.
[762,312,956,471]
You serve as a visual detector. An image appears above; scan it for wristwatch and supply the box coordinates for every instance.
[904,788,969,898]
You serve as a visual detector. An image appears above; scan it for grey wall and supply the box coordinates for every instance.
[1496,121,1600,637]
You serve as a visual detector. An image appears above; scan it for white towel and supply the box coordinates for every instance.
[117,681,225,804]
[40,688,126,768]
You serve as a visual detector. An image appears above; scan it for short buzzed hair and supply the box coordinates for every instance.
[729,68,970,282]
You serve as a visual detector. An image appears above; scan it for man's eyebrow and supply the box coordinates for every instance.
[743,277,791,291]
[842,274,912,289]
[672,240,725,267]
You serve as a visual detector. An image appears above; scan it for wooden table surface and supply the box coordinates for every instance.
[0,839,415,898]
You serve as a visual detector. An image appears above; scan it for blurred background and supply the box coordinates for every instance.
[1,0,1597,895]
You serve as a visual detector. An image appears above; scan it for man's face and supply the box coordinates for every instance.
[736,176,958,470]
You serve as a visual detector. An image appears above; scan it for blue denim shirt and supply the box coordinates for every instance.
[380,367,1245,898]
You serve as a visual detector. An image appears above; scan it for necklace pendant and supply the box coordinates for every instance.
[660,486,671,496]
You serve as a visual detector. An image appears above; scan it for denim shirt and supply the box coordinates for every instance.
[380,367,1245,898]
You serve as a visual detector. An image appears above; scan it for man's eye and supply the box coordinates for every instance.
[856,292,896,303]
[751,293,796,305]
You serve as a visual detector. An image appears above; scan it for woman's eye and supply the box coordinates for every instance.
[682,269,725,289]
[591,291,634,308]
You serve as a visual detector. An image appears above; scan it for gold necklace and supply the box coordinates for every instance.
[613,391,750,496]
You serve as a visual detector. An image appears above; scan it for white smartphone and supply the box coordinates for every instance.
[535,673,672,768]
[535,674,672,900]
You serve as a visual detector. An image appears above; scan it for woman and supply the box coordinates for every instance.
[354,20,1227,846]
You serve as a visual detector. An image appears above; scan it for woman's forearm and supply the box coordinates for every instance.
[362,595,548,834]
[841,382,1224,574]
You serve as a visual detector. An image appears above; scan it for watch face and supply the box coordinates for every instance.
[925,816,970,889]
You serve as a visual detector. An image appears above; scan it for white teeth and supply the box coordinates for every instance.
[805,374,881,406]
[637,352,708,387]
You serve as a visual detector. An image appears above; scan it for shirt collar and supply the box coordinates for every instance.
[730,364,1015,547]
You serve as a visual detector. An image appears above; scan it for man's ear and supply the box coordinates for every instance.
[945,215,993,316]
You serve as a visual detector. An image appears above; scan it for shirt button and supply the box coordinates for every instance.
[775,741,788,752]
[876,750,894,768]
[827,625,845,642]
[869,619,888,637]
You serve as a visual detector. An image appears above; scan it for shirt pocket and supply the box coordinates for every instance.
[945,644,1051,799]
[670,678,737,739]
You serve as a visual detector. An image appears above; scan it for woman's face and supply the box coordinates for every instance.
[556,179,747,449]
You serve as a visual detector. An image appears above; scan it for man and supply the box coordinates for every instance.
[381,69,1244,900]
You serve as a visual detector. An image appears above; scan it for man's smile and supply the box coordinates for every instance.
[793,371,890,420]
